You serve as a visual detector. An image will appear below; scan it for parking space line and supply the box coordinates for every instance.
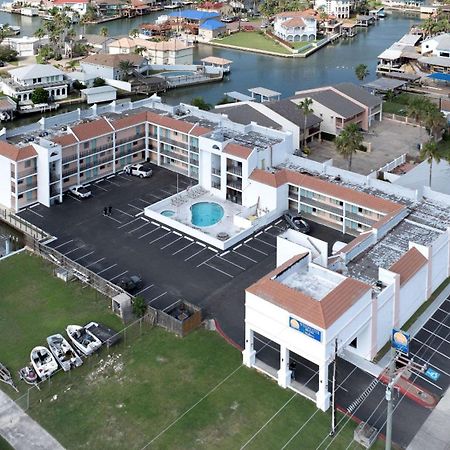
[74,250,95,262]
[138,227,160,239]
[423,327,450,345]
[117,175,130,181]
[185,247,205,261]
[161,236,183,250]
[109,270,128,282]
[244,243,268,256]
[233,249,258,263]
[173,242,193,255]
[197,254,217,268]
[161,226,171,231]
[97,263,117,275]
[105,214,122,224]
[116,208,134,218]
[148,231,170,245]
[254,236,276,248]
[148,292,167,305]
[409,351,450,378]
[414,372,443,390]
[265,225,273,231]
[137,198,152,204]
[160,189,174,195]
[128,203,142,212]
[438,307,449,314]
[28,208,44,218]
[118,218,140,229]
[67,194,82,203]
[94,183,108,192]
[430,317,450,331]
[163,300,181,312]
[275,219,283,225]
[53,239,73,250]
[86,257,105,268]
[64,245,85,256]
[128,222,150,234]
[255,231,263,237]
[105,179,120,187]
[135,284,155,296]
[204,262,234,278]
[218,255,245,270]
[412,337,450,361]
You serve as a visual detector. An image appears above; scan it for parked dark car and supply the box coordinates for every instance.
[284,212,311,234]
[117,275,143,292]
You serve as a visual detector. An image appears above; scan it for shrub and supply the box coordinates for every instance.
[132,296,147,318]
[31,87,49,104]
[93,77,106,87]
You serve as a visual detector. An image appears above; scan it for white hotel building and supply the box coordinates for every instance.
[1,96,450,413]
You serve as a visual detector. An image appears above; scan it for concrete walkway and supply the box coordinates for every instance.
[407,386,450,450]
[0,389,64,450]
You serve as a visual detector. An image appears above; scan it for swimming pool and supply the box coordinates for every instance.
[160,71,196,78]
[161,210,175,217]
[191,202,224,227]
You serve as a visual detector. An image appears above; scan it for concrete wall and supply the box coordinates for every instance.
[0,156,12,209]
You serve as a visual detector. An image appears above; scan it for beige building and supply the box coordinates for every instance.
[107,37,194,65]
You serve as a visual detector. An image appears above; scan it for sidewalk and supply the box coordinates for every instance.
[407,386,450,450]
[0,389,64,450]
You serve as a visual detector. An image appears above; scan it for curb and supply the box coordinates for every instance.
[214,319,243,351]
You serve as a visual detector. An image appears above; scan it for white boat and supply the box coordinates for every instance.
[66,325,102,356]
[47,334,83,372]
[18,364,39,386]
[164,2,182,9]
[30,346,58,380]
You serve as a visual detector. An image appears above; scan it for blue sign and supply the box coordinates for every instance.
[289,317,322,342]
[391,329,410,355]
[425,367,441,382]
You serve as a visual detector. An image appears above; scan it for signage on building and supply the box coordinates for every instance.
[289,317,322,342]
[391,329,410,355]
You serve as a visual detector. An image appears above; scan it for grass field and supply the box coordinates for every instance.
[0,252,121,374]
[0,253,383,449]
[0,437,13,450]
[212,32,291,55]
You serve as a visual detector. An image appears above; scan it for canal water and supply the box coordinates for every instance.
[0,10,418,106]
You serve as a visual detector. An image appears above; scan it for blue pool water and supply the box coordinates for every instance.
[191,202,224,227]
[161,210,175,217]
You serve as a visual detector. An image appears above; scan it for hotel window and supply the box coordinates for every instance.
[24,159,31,168]
[83,142,89,149]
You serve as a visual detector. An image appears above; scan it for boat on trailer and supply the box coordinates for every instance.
[66,325,102,356]
[18,364,40,386]
[47,334,83,372]
[0,362,18,392]
[30,346,58,380]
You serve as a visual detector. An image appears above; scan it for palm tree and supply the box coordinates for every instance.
[100,27,108,37]
[424,107,447,140]
[297,98,314,151]
[420,139,441,187]
[335,123,364,171]
[355,64,369,82]
[130,28,139,38]
[34,27,46,39]
[118,59,134,80]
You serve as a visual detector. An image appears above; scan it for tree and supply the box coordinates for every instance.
[191,97,211,111]
[355,63,369,82]
[72,80,86,90]
[65,59,78,71]
[298,97,314,150]
[100,27,108,37]
[31,87,50,104]
[334,123,364,170]
[132,296,147,318]
[130,28,139,38]
[0,45,17,62]
[424,106,447,140]
[216,95,234,105]
[34,27,46,39]
[420,139,441,187]
[118,59,134,80]
[93,77,106,87]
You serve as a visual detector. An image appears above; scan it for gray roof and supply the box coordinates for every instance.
[363,78,407,92]
[9,64,64,80]
[214,104,282,130]
[81,86,117,95]
[295,89,364,118]
[418,55,450,68]
[266,99,322,130]
[333,83,382,108]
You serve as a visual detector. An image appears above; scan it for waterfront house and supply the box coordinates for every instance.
[201,56,232,73]
[107,37,194,64]
[198,19,227,40]
[292,83,382,135]
[314,0,351,19]
[421,33,450,58]
[93,0,127,17]
[2,36,48,57]
[273,11,317,43]
[50,0,89,15]
[197,1,233,17]
[2,64,68,105]
[376,35,420,74]
[80,54,148,81]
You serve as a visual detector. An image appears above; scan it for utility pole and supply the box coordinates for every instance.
[330,338,338,436]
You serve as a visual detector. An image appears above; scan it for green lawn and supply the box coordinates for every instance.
[0,253,384,449]
[382,92,422,116]
[213,32,291,55]
[0,437,13,450]
[0,252,121,375]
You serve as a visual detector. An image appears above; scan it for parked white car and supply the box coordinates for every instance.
[124,163,153,178]
[69,185,92,199]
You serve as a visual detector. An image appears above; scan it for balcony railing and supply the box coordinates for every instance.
[62,167,78,178]
[16,167,38,179]
[18,181,37,193]
[49,172,60,183]
[79,143,113,158]
[227,180,242,191]
[212,168,221,176]
[300,196,343,216]
[62,154,78,165]
[212,181,221,189]
[80,156,113,171]
[116,136,145,146]
[227,166,242,176]
[116,143,145,158]
[345,211,376,227]
[160,148,189,163]
[160,136,189,150]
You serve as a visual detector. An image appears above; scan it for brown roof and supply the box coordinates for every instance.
[338,231,373,254]
[111,111,148,130]
[82,53,145,69]
[276,9,317,18]
[281,17,306,28]
[247,254,371,328]
[223,142,253,160]
[0,142,36,162]
[146,111,211,136]
[249,168,403,214]
[389,247,427,286]
[70,117,113,141]
[51,133,77,147]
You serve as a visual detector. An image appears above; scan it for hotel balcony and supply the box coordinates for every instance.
[300,196,343,216]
